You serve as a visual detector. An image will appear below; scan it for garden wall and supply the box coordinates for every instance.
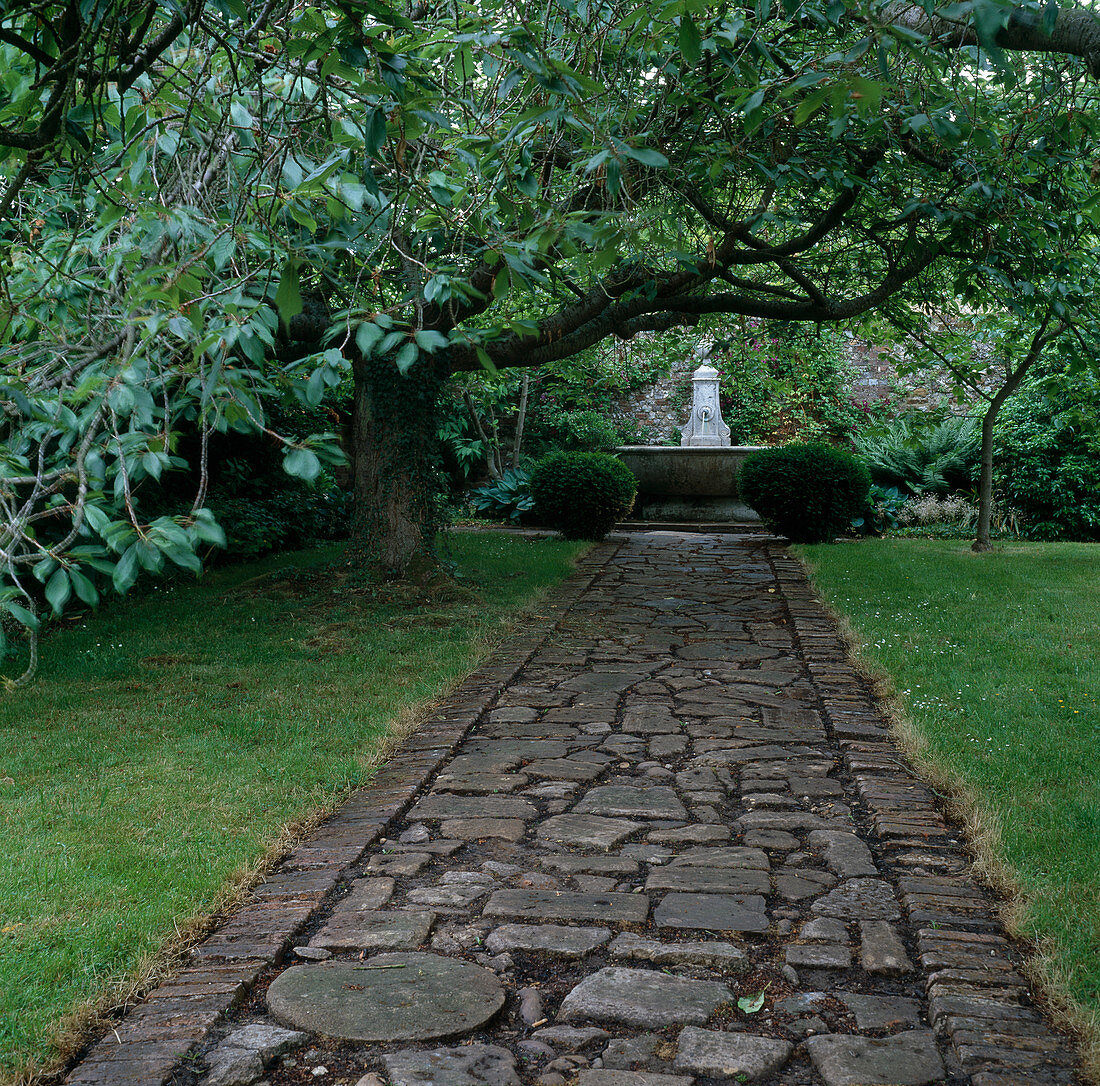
[609,334,1000,442]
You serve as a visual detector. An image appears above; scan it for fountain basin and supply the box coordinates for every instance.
[616,445,767,522]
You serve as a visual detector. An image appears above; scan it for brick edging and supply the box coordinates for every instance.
[772,545,1082,1086]
[62,544,614,1086]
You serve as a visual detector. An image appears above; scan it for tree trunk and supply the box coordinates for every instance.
[350,355,445,575]
[971,317,1058,552]
[973,402,997,552]
[886,2,1100,76]
[512,372,530,471]
[463,390,501,480]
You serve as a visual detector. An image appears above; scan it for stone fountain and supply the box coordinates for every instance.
[616,356,765,522]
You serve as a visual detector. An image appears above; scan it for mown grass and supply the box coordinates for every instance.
[796,539,1100,1070]
[0,532,586,1082]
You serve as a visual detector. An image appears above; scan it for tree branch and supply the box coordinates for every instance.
[886,1,1100,76]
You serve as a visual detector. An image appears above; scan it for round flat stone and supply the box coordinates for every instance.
[266,953,505,1042]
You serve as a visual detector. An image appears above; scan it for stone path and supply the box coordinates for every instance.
[65,531,1085,1086]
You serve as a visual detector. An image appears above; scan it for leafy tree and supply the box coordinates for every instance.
[996,366,1100,539]
[2,0,1100,680]
[879,200,1099,550]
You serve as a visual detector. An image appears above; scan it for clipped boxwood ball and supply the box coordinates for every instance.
[739,443,871,543]
[530,452,637,541]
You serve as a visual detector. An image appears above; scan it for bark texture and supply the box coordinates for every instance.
[350,358,443,574]
[888,1,1100,76]
[972,316,1062,551]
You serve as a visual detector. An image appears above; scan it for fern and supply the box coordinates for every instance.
[855,415,979,496]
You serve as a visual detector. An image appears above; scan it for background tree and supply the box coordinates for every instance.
[2,0,1100,679]
[879,176,1099,550]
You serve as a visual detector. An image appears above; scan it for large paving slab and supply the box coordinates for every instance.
[674,1026,793,1081]
[572,785,688,820]
[653,892,769,932]
[482,889,650,924]
[536,812,644,849]
[803,1030,946,1085]
[558,966,733,1027]
[382,1044,521,1086]
[64,531,1088,1086]
[308,908,434,953]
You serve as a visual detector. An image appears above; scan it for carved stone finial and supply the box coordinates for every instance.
[680,364,731,447]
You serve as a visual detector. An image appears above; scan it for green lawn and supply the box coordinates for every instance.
[0,533,586,1082]
[796,539,1100,1066]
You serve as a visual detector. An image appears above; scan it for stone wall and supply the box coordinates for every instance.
[609,340,714,443]
[843,337,999,413]
[609,335,997,442]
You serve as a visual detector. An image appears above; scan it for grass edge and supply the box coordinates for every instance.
[792,545,1100,1085]
[20,539,591,1086]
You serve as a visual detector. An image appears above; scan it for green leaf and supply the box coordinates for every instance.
[743,88,766,132]
[113,544,140,594]
[679,15,702,66]
[33,558,59,584]
[305,367,326,406]
[620,145,668,168]
[365,107,388,156]
[356,321,385,355]
[794,87,831,126]
[274,260,304,328]
[165,546,202,573]
[606,157,621,196]
[65,116,91,150]
[738,991,766,1014]
[1042,0,1059,34]
[136,540,163,573]
[414,330,448,353]
[68,568,99,607]
[142,451,164,480]
[45,568,72,615]
[474,347,497,375]
[4,602,39,630]
[284,447,321,481]
[395,341,419,373]
[192,511,227,547]
[208,233,236,271]
[972,0,1010,66]
[230,100,254,129]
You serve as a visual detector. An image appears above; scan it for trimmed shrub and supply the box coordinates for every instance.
[530,452,637,540]
[740,443,870,543]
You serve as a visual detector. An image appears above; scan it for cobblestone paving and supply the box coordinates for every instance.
[65,532,1085,1086]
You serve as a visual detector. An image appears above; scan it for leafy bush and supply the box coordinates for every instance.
[530,407,628,452]
[469,469,535,523]
[739,443,870,543]
[852,485,907,535]
[996,385,1100,540]
[206,477,350,561]
[715,321,864,444]
[853,414,979,496]
[530,452,637,540]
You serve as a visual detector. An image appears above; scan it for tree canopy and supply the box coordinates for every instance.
[2,0,1099,678]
